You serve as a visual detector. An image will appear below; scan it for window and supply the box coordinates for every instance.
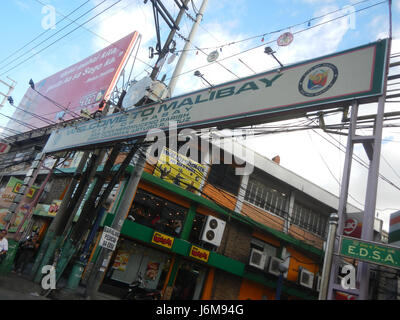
[292,201,328,237]
[129,189,187,237]
[207,164,241,195]
[244,176,288,219]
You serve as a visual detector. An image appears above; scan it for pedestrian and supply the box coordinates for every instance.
[14,234,39,275]
[0,229,8,264]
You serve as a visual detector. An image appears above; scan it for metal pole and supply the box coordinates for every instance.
[150,0,190,81]
[326,101,358,300]
[319,213,339,300]
[275,273,284,300]
[168,0,208,96]
[85,146,147,299]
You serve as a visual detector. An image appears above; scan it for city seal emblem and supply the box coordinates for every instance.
[298,63,338,97]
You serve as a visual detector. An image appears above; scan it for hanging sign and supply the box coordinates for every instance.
[43,39,388,154]
[207,50,219,63]
[277,32,294,46]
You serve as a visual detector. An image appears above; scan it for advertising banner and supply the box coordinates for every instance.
[43,39,388,153]
[10,31,140,132]
[0,177,39,232]
[153,147,207,193]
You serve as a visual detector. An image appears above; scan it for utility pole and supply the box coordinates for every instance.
[319,213,339,300]
[85,0,191,299]
[168,0,208,96]
[0,77,16,110]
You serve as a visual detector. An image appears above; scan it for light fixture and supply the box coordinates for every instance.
[264,46,284,68]
[194,70,214,88]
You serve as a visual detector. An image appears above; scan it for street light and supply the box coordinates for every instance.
[275,262,288,300]
[194,70,214,89]
[264,46,284,68]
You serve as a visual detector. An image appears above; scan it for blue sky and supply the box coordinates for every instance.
[0,0,399,231]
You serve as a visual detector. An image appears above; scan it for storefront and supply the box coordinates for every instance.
[100,239,173,298]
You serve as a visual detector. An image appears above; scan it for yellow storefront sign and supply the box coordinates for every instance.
[190,245,210,263]
[152,231,174,249]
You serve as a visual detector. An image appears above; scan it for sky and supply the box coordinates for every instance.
[0,0,399,232]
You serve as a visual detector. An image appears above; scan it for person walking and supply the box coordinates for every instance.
[14,234,39,275]
[0,229,8,264]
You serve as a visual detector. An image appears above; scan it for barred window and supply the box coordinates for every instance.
[244,177,288,219]
[292,202,328,237]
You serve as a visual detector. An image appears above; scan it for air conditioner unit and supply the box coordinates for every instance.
[314,275,322,292]
[200,215,226,247]
[248,248,267,270]
[298,267,314,289]
[268,257,284,276]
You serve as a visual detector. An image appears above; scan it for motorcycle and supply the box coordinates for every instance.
[123,273,162,300]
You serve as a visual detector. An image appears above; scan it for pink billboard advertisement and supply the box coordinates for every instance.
[9,31,139,132]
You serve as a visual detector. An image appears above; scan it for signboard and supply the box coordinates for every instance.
[151,231,174,249]
[389,210,400,246]
[189,245,210,263]
[43,39,388,154]
[0,177,39,231]
[99,226,120,251]
[343,212,363,238]
[9,31,140,133]
[153,147,207,193]
[0,143,10,154]
[339,236,400,269]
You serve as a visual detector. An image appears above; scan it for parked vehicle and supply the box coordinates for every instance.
[123,273,162,300]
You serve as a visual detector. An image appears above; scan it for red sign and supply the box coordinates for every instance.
[343,212,363,239]
[9,31,140,132]
[0,143,10,154]
[335,291,357,300]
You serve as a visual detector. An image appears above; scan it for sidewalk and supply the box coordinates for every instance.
[0,272,119,300]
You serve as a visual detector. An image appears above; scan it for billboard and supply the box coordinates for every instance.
[9,31,140,132]
[153,147,208,193]
[43,39,388,153]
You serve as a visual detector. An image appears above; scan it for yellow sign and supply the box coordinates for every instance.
[154,147,207,193]
[152,232,174,249]
[12,182,37,198]
[190,245,210,263]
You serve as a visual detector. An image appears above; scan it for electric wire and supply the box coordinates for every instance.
[135,142,330,249]
[175,0,382,53]
[306,130,366,208]
[165,0,388,83]
[0,0,92,67]
[0,0,108,72]
[0,0,123,77]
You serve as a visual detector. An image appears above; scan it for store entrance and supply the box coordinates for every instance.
[171,261,207,300]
